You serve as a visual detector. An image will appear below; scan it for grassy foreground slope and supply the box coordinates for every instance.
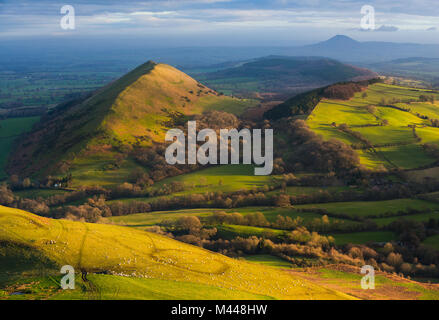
[0,206,353,300]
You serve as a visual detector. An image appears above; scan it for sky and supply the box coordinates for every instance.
[1,0,439,46]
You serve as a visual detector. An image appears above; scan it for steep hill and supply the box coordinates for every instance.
[7,61,256,178]
[0,205,352,300]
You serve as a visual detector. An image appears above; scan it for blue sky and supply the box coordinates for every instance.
[1,0,439,45]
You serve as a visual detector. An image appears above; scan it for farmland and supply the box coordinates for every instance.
[4,65,439,300]
[307,82,439,170]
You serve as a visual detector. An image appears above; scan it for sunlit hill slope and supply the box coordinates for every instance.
[0,206,352,300]
[7,61,256,177]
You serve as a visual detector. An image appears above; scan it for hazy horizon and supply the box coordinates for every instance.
[1,0,439,46]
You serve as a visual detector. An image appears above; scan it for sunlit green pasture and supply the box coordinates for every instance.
[153,165,279,194]
[107,206,354,230]
[295,199,439,219]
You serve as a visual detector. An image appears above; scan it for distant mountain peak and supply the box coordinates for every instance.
[327,34,358,42]
[325,35,359,44]
[306,35,361,51]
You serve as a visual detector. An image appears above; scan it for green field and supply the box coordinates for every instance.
[400,102,439,120]
[108,208,220,228]
[329,231,396,246]
[352,126,416,145]
[216,224,286,240]
[108,206,354,230]
[373,212,439,226]
[0,116,40,179]
[423,235,439,250]
[295,199,439,219]
[69,156,147,188]
[380,144,435,169]
[417,126,439,145]
[267,185,354,197]
[154,165,279,194]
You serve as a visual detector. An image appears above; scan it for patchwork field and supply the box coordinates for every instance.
[307,83,439,170]
[4,69,439,300]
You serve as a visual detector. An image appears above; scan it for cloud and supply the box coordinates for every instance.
[2,0,439,44]
[351,25,399,33]
[375,25,399,32]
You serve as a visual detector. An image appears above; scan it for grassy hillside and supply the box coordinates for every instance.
[7,62,257,179]
[306,83,439,170]
[0,205,354,300]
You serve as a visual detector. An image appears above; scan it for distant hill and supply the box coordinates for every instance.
[7,61,256,178]
[368,57,439,86]
[198,56,377,99]
[292,35,439,63]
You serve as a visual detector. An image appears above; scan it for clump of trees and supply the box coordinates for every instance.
[322,83,364,100]
[280,119,360,173]
[419,95,435,103]
[207,211,269,227]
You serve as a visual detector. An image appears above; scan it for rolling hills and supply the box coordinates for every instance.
[291,35,439,63]
[196,56,377,98]
[369,57,439,86]
[3,205,439,300]
[5,57,439,300]
[0,205,353,300]
[265,80,439,171]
